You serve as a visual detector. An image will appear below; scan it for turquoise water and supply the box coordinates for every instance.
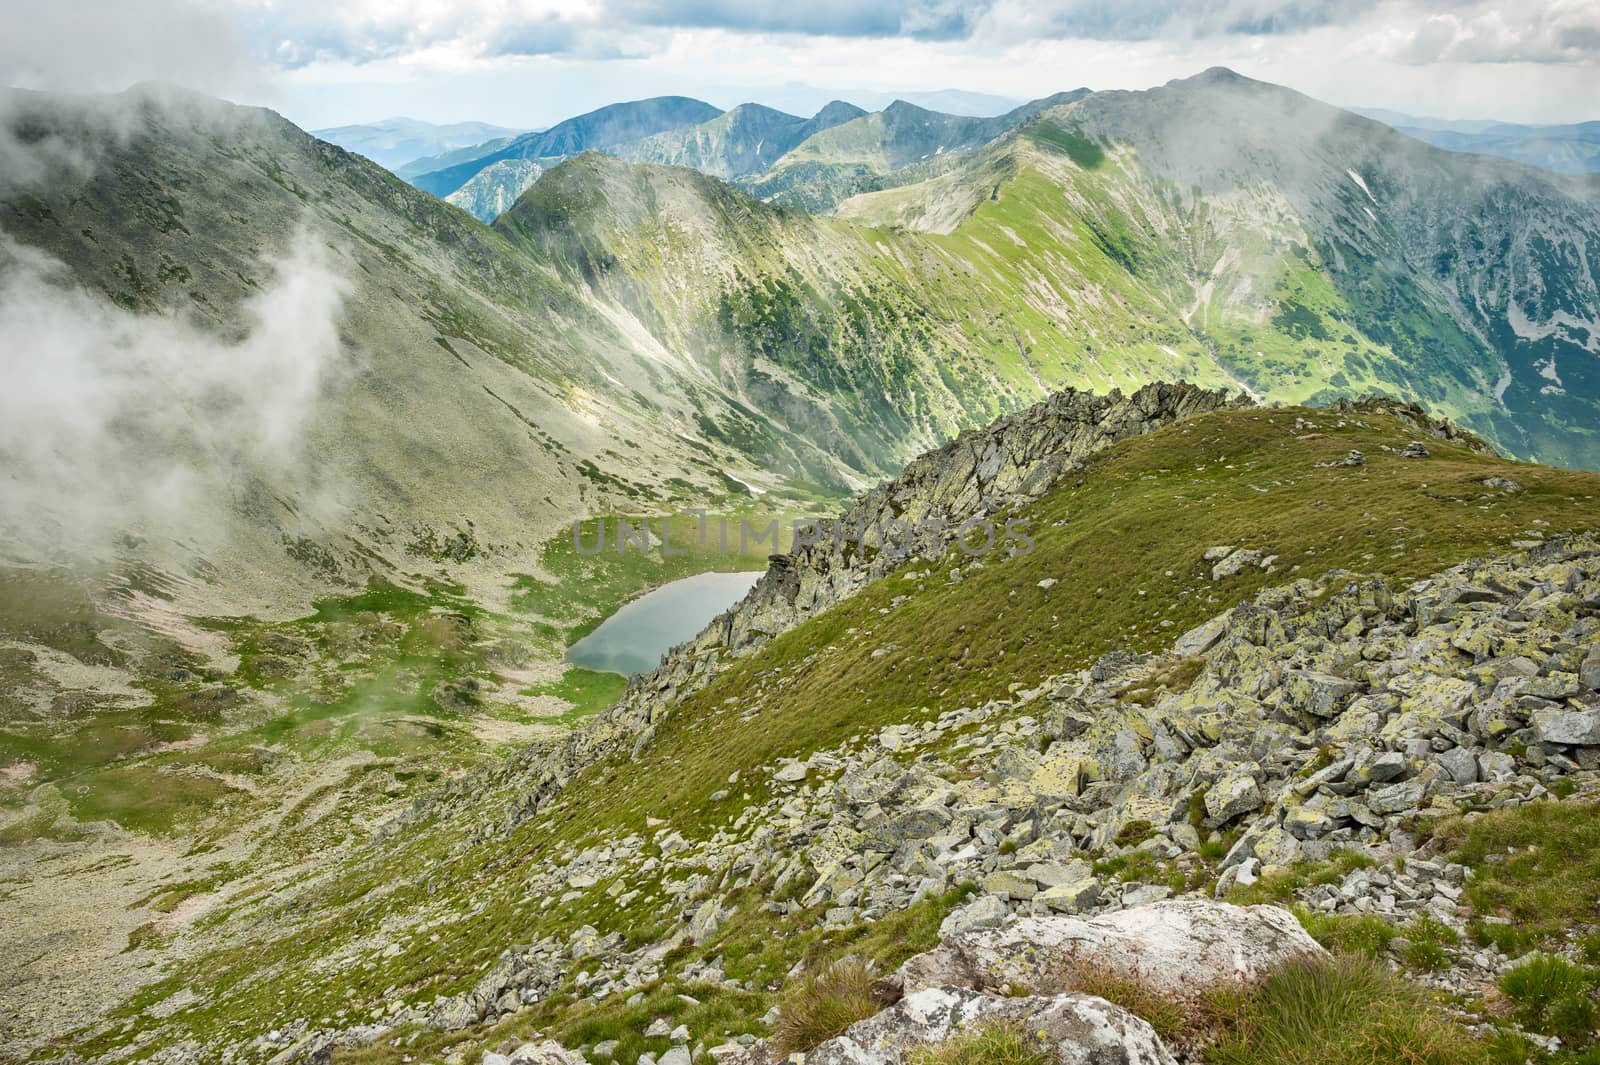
[564,570,763,676]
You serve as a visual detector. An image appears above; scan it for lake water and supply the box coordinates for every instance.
[565,570,764,676]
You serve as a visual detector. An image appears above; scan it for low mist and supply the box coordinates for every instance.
[0,230,352,560]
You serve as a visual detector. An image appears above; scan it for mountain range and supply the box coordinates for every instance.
[4,66,1600,1065]
[1356,106,1600,173]
[312,116,528,170]
[408,97,724,199]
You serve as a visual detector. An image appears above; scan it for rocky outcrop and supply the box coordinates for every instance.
[895,900,1325,1000]
[610,382,1248,739]
[808,986,1175,1065]
[728,901,1311,1065]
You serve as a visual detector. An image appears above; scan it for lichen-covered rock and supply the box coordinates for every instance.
[896,900,1326,999]
[1534,708,1600,747]
[1283,670,1364,718]
[1582,644,1600,692]
[938,895,1009,939]
[808,986,1176,1065]
[1037,875,1103,914]
[504,1042,586,1065]
[1205,769,1264,824]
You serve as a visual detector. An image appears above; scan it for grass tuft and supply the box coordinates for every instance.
[1206,953,1489,1065]
[771,960,887,1054]
[907,1023,1056,1065]
[1498,954,1599,1047]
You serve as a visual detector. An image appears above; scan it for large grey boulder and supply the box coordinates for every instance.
[938,894,1009,939]
[1283,670,1364,718]
[505,1044,585,1065]
[1582,643,1600,692]
[807,985,1175,1065]
[898,900,1325,999]
[1534,707,1600,747]
[1205,769,1264,825]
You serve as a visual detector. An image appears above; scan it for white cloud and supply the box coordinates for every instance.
[1374,1,1600,65]
[0,0,256,94]
[0,231,351,558]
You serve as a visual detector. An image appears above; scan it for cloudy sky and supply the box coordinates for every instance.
[0,0,1596,128]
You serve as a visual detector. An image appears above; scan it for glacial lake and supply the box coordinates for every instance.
[564,570,764,676]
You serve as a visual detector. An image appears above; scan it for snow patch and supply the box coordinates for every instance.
[724,472,767,496]
[1346,169,1376,204]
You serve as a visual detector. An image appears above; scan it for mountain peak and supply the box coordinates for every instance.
[813,99,868,124]
[1167,66,1277,95]
[883,99,936,119]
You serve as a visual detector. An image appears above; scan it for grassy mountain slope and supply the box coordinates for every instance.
[411,97,723,199]
[0,88,834,1051]
[495,152,1247,476]
[1047,68,1600,467]
[39,398,1600,1064]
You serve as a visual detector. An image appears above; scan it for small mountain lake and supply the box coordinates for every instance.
[564,570,764,676]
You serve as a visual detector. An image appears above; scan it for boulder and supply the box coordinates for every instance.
[1037,876,1103,914]
[1205,770,1264,825]
[1435,747,1479,785]
[1173,612,1232,658]
[1283,671,1364,718]
[1535,707,1600,747]
[938,894,1009,939]
[1366,779,1426,815]
[983,872,1037,901]
[898,900,1326,1000]
[1583,643,1600,692]
[1212,550,1264,581]
[508,1043,585,1065]
[807,986,1175,1065]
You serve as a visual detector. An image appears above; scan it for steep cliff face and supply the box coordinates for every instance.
[607,382,1251,737]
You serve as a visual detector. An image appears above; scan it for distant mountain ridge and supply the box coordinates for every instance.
[409,91,1091,222]
[311,116,526,170]
[1355,106,1600,173]
[410,96,723,198]
[610,100,867,179]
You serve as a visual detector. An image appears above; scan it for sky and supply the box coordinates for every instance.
[0,0,1596,129]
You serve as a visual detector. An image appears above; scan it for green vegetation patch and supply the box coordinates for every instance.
[1433,800,1600,956]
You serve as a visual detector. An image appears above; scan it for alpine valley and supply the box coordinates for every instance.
[2,63,1600,1065]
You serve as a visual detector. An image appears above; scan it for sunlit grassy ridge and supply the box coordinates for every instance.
[50,402,1600,1062]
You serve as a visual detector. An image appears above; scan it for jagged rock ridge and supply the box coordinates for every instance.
[608,382,1250,740]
